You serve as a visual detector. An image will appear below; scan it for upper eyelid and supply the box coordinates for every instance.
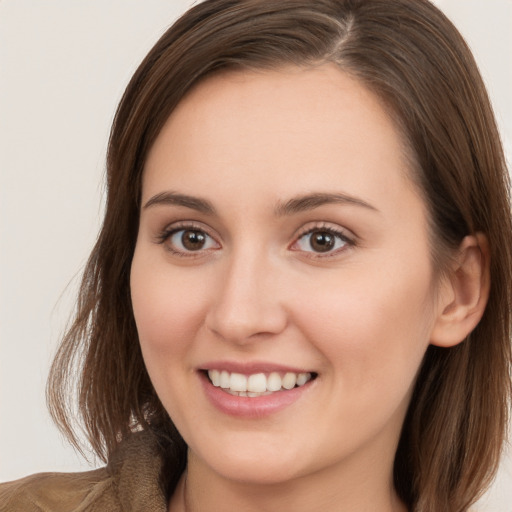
[156,223,221,258]
[161,220,216,236]
[289,223,357,258]
[154,220,220,247]
[155,220,356,249]
[293,221,355,240]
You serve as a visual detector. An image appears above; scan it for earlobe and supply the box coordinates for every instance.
[430,234,490,348]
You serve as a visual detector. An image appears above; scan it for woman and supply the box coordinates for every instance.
[1,0,511,511]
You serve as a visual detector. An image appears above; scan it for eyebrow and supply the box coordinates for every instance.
[274,192,379,216]
[142,190,378,216]
[143,191,216,215]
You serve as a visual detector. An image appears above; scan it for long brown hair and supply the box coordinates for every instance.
[47,1,512,510]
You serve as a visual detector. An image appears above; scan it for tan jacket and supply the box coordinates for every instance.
[0,431,172,512]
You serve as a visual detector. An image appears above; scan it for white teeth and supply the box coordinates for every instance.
[220,370,230,388]
[296,372,309,386]
[247,373,266,393]
[282,372,297,390]
[207,369,313,395]
[267,372,282,392]
[229,372,247,392]
[209,369,220,386]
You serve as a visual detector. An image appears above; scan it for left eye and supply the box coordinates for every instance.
[294,229,349,254]
[169,229,217,252]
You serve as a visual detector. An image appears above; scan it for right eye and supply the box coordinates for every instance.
[158,226,220,256]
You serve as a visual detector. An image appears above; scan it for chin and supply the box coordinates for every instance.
[209,457,304,486]
[190,437,311,485]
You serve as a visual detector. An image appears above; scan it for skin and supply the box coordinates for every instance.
[130,64,488,512]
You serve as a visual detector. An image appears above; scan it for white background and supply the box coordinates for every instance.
[1,1,511,510]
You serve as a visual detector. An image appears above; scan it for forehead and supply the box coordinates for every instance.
[143,64,421,217]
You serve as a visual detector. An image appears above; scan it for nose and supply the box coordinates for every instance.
[205,249,288,344]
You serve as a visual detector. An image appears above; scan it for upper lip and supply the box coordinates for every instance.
[199,360,315,375]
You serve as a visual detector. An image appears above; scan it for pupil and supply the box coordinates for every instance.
[182,230,206,250]
[311,231,334,252]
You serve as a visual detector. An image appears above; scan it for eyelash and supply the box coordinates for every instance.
[155,222,218,258]
[290,224,354,258]
[155,222,355,258]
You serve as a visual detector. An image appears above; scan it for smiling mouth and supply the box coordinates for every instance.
[204,370,318,397]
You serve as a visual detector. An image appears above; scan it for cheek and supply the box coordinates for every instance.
[292,259,435,388]
[130,254,213,423]
[292,272,434,441]
[130,253,208,361]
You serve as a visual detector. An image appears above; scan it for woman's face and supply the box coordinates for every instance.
[131,65,444,486]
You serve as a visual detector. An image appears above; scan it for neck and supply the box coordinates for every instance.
[169,449,407,512]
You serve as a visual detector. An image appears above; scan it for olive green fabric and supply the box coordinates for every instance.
[0,431,169,512]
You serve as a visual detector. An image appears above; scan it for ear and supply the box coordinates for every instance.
[430,233,490,348]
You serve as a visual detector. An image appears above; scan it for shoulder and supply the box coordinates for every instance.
[0,467,116,512]
[0,430,178,512]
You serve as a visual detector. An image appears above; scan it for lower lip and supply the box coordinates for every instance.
[200,372,314,419]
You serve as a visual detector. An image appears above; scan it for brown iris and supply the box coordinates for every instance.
[309,231,335,252]
[181,230,207,251]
